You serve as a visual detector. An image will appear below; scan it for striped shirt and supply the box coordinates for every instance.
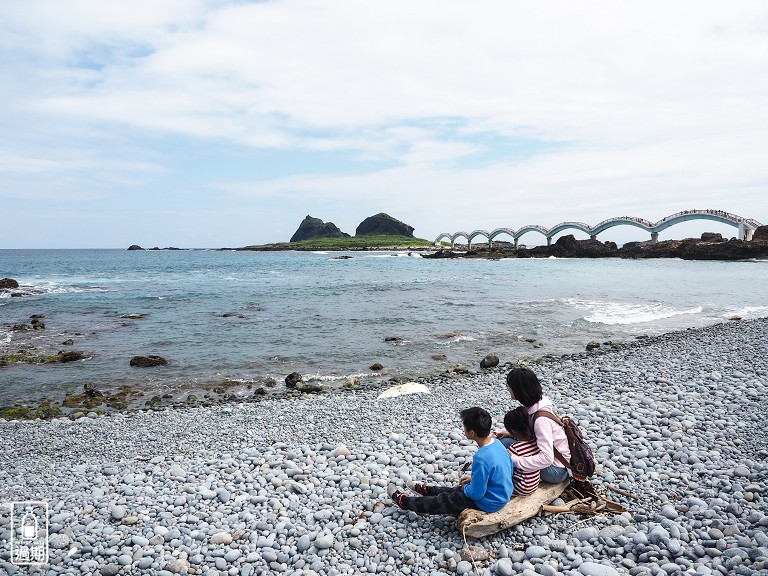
[508,439,541,496]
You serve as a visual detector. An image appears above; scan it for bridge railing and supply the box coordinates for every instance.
[594,216,653,228]
[654,209,748,226]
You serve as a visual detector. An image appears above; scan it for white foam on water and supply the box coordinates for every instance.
[363,252,423,258]
[19,282,109,295]
[312,251,328,255]
[725,306,768,318]
[1,330,10,344]
[564,298,704,325]
[450,335,476,342]
[302,371,375,382]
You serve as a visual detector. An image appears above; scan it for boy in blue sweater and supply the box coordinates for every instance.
[387,407,513,514]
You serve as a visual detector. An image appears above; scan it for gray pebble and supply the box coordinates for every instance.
[579,562,621,576]
[494,558,515,576]
[525,545,548,559]
[315,532,335,549]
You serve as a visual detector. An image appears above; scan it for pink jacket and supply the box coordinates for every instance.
[510,396,571,473]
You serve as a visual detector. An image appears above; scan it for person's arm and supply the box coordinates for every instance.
[462,456,491,502]
[511,418,557,472]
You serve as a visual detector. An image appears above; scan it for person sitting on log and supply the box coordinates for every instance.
[387,407,513,515]
[503,406,541,496]
[495,367,571,484]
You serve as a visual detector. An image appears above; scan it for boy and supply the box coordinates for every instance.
[387,407,513,514]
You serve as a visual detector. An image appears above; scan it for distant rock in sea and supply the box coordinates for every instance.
[0,278,19,289]
[127,245,144,251]
[355,213,414,237]
[290,216,350,242]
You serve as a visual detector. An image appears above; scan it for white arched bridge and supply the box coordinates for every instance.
[435,209,763,249]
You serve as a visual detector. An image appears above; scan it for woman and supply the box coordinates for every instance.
[496,367,571,484]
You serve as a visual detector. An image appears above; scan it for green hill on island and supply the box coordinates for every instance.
[239,213,433,250]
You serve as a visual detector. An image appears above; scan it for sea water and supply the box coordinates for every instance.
[1,249,767,405]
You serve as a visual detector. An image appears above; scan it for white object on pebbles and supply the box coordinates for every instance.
[376,382,430,399]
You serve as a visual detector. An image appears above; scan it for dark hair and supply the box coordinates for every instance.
[503,406,533,441]
[506,367,543,407]
[459,406,492,438]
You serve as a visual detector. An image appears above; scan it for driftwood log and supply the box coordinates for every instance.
[457,480,570,538]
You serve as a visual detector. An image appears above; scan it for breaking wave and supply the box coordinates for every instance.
[565,298,703,325]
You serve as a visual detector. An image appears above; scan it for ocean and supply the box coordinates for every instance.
[1,249,767,407]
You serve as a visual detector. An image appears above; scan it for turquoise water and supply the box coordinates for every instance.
[1,249,767,404]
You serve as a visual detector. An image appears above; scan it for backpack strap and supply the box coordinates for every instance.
[532,410,571,470]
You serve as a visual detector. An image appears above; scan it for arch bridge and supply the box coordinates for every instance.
[435,209,762,249]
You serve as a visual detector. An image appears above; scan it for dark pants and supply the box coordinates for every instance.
[404,485,478,515]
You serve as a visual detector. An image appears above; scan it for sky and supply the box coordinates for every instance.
[1,1,767,248]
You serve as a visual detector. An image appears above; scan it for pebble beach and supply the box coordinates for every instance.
[1,318,767,576]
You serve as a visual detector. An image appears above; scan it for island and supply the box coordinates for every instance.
[237,213,435,251]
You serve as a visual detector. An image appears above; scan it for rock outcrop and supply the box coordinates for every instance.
[355,213,414,237]
[130,355,168,367]
[127,245,144,251]
[518,235,618,259]
[753,225,768,242]
[290,216,350,243]
[0,278,19,289]
[285,372,303,388]
[480,354,499,369]
[621,237,768,260]
[678,238,768,260]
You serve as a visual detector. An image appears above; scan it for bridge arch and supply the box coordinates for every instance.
[514,225,549,240]
[467,230,491,242]
[488,228,517,242]
[512,225,550,246]
[547,221,592,238]
[591,217,653,237]
[652,210,746,234]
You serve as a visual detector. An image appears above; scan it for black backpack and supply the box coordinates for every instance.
[533,410,596,482]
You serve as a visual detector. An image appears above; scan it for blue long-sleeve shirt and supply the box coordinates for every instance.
[463,438,514,512]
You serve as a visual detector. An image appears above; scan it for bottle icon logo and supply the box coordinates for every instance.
[22,513,38,540]
[9,501,49,565]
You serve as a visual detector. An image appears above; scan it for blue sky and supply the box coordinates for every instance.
[1,0,767,248]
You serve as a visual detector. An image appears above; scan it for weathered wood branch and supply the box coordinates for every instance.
[457,481,570,538]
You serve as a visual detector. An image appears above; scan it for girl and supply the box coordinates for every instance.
[497,367,571,484]
[502,406,541,496]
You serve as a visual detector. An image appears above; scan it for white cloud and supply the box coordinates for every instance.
[1,0,767,246]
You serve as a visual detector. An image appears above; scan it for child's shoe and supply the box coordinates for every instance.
[405,481,430,496]
[387,484,409,510]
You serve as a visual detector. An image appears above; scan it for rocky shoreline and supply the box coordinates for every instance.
[1,318,767,575]
[425,230,768,261]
